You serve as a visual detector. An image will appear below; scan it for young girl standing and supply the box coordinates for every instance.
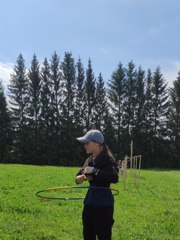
[75,130,119,240]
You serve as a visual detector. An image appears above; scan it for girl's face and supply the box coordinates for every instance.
[84,141,100,155]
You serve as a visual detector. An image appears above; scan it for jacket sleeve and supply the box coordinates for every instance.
[75,158,90,184]
[76,158,90,176]
[76,167,84,177]
[93,160,119,184]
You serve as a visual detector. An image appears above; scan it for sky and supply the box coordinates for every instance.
[0,0,180,90]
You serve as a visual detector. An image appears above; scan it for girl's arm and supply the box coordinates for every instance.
[75,174,93,184]
[93,162,119,184]
[75,157,91,184]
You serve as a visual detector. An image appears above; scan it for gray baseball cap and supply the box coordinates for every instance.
[76,130,104,144]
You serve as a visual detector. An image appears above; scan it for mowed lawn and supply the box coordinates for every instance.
[0,164,179,240]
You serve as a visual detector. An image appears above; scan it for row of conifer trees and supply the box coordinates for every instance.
[0,52,180,168]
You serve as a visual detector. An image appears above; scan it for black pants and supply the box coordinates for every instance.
[82,205,114,240]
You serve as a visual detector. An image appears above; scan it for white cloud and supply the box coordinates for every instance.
[120,0,151,7]
[148,23,166,37]
[0,62,14,90]
[129,23,166,46]
[150,59,180,87]
[137,58,180,88]
[162,60,180,87]
[99,47,114,57]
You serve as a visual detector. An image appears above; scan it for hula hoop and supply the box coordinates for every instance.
[36,186,119,200]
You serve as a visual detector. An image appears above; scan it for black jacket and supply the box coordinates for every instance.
[76,152,119,207]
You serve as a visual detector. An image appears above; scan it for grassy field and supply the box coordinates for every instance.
[0,164,179,240]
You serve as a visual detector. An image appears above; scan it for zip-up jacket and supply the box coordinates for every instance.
[76,152,119,207]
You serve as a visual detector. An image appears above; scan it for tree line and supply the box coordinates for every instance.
[0,52,180,168]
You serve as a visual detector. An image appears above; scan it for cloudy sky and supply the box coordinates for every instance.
[0,0,180,90]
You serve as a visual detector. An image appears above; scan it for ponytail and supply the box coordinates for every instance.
[102,143,115,160]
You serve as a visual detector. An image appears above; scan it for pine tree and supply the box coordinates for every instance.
[0,81,12,162]
[132,66,146,156]
[84,59,96,130]
[8,54,28,126]
[49,51,62,165]
[27,54,41,164]
[134,67,145,131]
[39,58,51,164]
[144,69,154,135]
[151,67,169,166]
[61,52,76,165]
[8,54,28,163]
[152,67,169,136]
[74,58,86,133]
[123,61,137,136]
[94,73,107,131]
[103,107,117,158]
[108,63,126,158]
[167,72,180,168]
[74,58,86,164]
[142,69,154,167]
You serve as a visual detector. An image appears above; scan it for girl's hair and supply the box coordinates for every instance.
[100,143,115,160]
[92,141,115,160]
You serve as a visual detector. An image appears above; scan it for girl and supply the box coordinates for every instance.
[75,129,119,240]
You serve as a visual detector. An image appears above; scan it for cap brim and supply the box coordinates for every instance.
[76,137,90,143]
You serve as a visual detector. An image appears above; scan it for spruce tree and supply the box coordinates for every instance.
[74,57,86,133]
[74,58,86,165]
[39,58,51,164]
[142,69,154,167]
[8,54,28,163]
[152,67,169,135]
[134,66,145,132]
[167,72,180,168]
[144,69,154,135]
[27,54,41,164]
[108,63,126,158]
[84,59,96,130]
[103,107,117,158]
[151,67,169,166]
[61,52,76,165]
[133,66,146,156]
[94,73,107,131]
[0,81,12,162]
[123,61,137,136]
[49,51,62,165]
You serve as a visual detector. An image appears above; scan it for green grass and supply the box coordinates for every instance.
[0,164,179,240]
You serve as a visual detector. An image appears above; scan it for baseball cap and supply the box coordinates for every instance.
[76,130,104,144]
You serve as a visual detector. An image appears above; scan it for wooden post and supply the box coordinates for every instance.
[138,155,142,186]
[130,140,133,176]
[122,155,128,190]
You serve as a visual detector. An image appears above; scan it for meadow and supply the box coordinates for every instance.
[0,164,179,240]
